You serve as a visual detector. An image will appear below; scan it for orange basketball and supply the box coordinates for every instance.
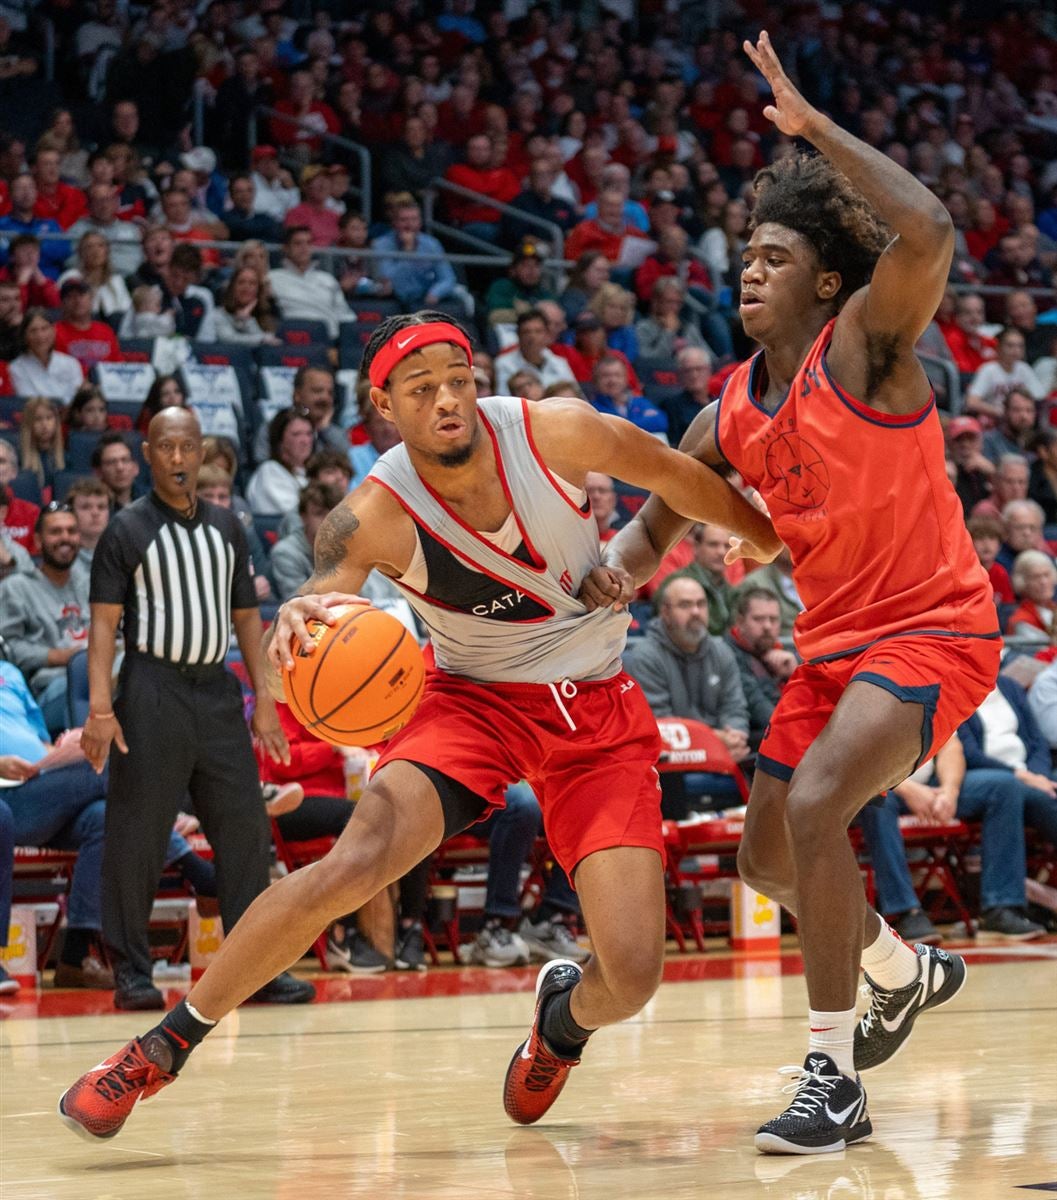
[283,604,425,748]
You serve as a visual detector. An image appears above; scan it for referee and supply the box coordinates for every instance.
[82,408,315,1010]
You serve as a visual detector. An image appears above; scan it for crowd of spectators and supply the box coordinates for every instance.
[2,0,1057,989]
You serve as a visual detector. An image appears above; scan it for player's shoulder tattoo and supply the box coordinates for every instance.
[313,505,360,580]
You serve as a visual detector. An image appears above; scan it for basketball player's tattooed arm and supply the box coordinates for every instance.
[311,504,361,584]
[744,31,953,412]
[265,486,408,677]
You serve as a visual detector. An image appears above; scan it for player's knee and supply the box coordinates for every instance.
[737,840,791,902]
[784,774,844,840]
[597,938,664,1017]
[307,835,391,914]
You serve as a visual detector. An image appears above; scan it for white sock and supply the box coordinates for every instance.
[185,1001,218,1027]
[860,918,921,990]
[807,1008,857,1076]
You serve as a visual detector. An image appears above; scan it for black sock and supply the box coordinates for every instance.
[539,988,594,1060]
[60,927,91,967]
[174,851,217,898]
[537,902,567,923]
[143,999,216,1074]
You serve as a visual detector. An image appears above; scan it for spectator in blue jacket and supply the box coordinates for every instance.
[589,356,668,439]
[957,676,1057,850]
[857,733,1044,943]
[372,199,466,313]
[0,174,68,279]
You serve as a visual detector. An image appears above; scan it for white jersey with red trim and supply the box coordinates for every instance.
[367,395,630,684]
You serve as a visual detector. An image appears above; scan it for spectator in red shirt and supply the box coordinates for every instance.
[942,292,998,378]
[965,197,1009,264]
[553,311,641,390]
[52,277,121,370]
[967,514,1015,604]
[435,83,488,146]
[0,234,61,309]
[444,133,520,241]
[565,189,649,264]
[269,69,340,158]
[31,147,87,230]
[1,482,40,557]
[565,141,609,208]
[635,226,713,306]
[282,164,341,246]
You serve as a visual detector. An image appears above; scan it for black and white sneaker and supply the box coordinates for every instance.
[755,1053,871,1155]
[854,943,966,1072]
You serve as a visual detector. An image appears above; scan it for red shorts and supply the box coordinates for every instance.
[758,634,1001,782]
[373,669,664,878]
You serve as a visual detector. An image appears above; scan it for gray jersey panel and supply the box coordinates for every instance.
[368,395,630,683]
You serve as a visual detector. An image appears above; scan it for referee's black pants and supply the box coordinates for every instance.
[102,655,271,979]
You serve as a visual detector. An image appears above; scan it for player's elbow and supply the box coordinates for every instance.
[912,204,955,253]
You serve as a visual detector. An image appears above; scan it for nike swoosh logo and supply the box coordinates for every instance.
[880,990,921,1033]
[164,1029,189,1049]
[825,1098,861,1124]
[520,1042,533,1060]
[396,335,416,349]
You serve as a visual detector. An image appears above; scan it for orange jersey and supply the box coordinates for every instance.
[716,319,998,663]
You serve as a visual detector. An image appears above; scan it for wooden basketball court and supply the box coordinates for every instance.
[3,945,1055,1199]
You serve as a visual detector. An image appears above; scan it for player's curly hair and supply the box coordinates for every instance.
[361,310,475,387]
[750,153,891,309]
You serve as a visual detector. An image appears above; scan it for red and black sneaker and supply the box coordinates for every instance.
[58,1034,177,1141]
[503,958,583,1125]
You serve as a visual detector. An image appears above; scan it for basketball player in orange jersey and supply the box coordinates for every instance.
[583,33,1000,1155]
[58,311,782,1140]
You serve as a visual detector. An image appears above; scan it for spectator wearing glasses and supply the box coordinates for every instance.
[91,431,141,511]
[998,499,1053,574]
[0,503,89,733]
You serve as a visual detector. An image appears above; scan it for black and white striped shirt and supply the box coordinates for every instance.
[90,494,257,666]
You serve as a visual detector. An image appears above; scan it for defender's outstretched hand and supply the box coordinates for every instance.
[743,30,817,137]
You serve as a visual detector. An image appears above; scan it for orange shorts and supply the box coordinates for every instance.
[757,633,1001,782]
[374,669,664,878]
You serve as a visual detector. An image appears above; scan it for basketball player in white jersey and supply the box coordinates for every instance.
[59,312,781,1139]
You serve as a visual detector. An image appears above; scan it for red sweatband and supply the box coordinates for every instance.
[367,322,473,388]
